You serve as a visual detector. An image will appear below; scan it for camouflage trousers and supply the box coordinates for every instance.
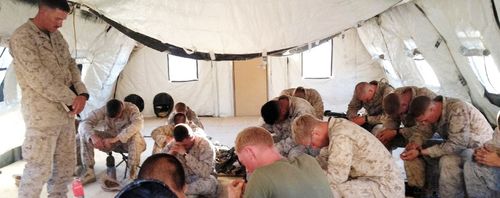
[19,120,76,198]
[79,130,146,179]
[186,174,218,197]
[275,137,319,159]
[331,170,405,198]
[464,160,500,198]
[414,149,472,198]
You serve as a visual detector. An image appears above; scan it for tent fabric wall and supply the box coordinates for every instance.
[366,3,471,101]
[414,0,500,122]
[115,46,234,117]
[268,28,386,113]
[76,0,400,54]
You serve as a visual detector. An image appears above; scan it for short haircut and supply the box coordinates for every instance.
[383,93,400,118]
[173,113,187,124]
[39,0,70,12]
[174,102,187,112]
[116,179,177,198]
[408,96,432,118]
[261,100,280,125]
[354,82,369,97]
[291,114,322,144]
[173,124,192,142]
[234,126,274,152]
[106,99,122,118]
[138,153,186,193]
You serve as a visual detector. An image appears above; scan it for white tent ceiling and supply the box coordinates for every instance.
[75,0,401,55]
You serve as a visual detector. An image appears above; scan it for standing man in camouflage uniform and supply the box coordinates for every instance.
[347,79,394,133]
[163,124,218,197]
[79,99,146,184]
[9,0,90,197]
[292,114,404,197]
[463,112,500,197]
[260,95,318,159]
[281,86,324,119]
[402,96,494,197]
[378,86,438,193]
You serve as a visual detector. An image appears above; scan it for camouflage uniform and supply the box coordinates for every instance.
[10,20,88,198]
[463,127,500,198]
[281,88,324,119]
[382,86,437,189]
[151,124,174,154]
[79,102,146,179]
[167,107,204,129]
[163,136,218,197]
[347,79,394,126]
[151,122,206,154]
[409,97,494,198]
[318,118,404,197]
[261,96,319,158]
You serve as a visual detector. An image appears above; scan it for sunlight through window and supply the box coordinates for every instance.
[167,55,198,82]
[302,40,333,79]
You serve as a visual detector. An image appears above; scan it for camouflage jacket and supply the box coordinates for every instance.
[409,97,494,158]
[80,102,144,143]
[9,20,88,127]
[347,80,394,125]
[167,107,204,129]
[281,88,324,119]
[383,86,437,139]
[163,136,216,181]
[318,118,404,197]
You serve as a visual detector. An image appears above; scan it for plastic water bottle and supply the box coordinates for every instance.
[106,154,117,180]
[72,177,85,198]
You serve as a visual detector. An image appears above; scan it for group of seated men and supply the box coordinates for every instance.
[78,81,499,198]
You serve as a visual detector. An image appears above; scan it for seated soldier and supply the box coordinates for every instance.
[167,102,204,129]
[377,86,438,192]
[260,95,319,159]
[292,114,404,197]
[464,111,500,197]
[151,113,207,154]
[402,96,494,197]
[227,126,333,198]
[79,99,146,184]
[137,153,187,198]
[347,79,394,133]
[281,86,324,119]
[162,124,217,197]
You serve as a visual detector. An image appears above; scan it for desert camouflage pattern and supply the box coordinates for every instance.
[281,87,324,119]
[383,86,437,139]
[409,97,493,156]
[163,136,218,197]
[408,97,494,197]
[167,107,204,129]
[347,79,394,125]
[318,118,404,197]
[10,20,88,197]
[151,122,207,154]
[464,127,500,198]
[261,96,318,158]
[79,102,146,179]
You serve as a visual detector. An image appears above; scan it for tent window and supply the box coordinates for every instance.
[403,39,440,88]
[301,40,333,79]
[167,55,198,82]
[467,55,500,94]
[0,47,12,102]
